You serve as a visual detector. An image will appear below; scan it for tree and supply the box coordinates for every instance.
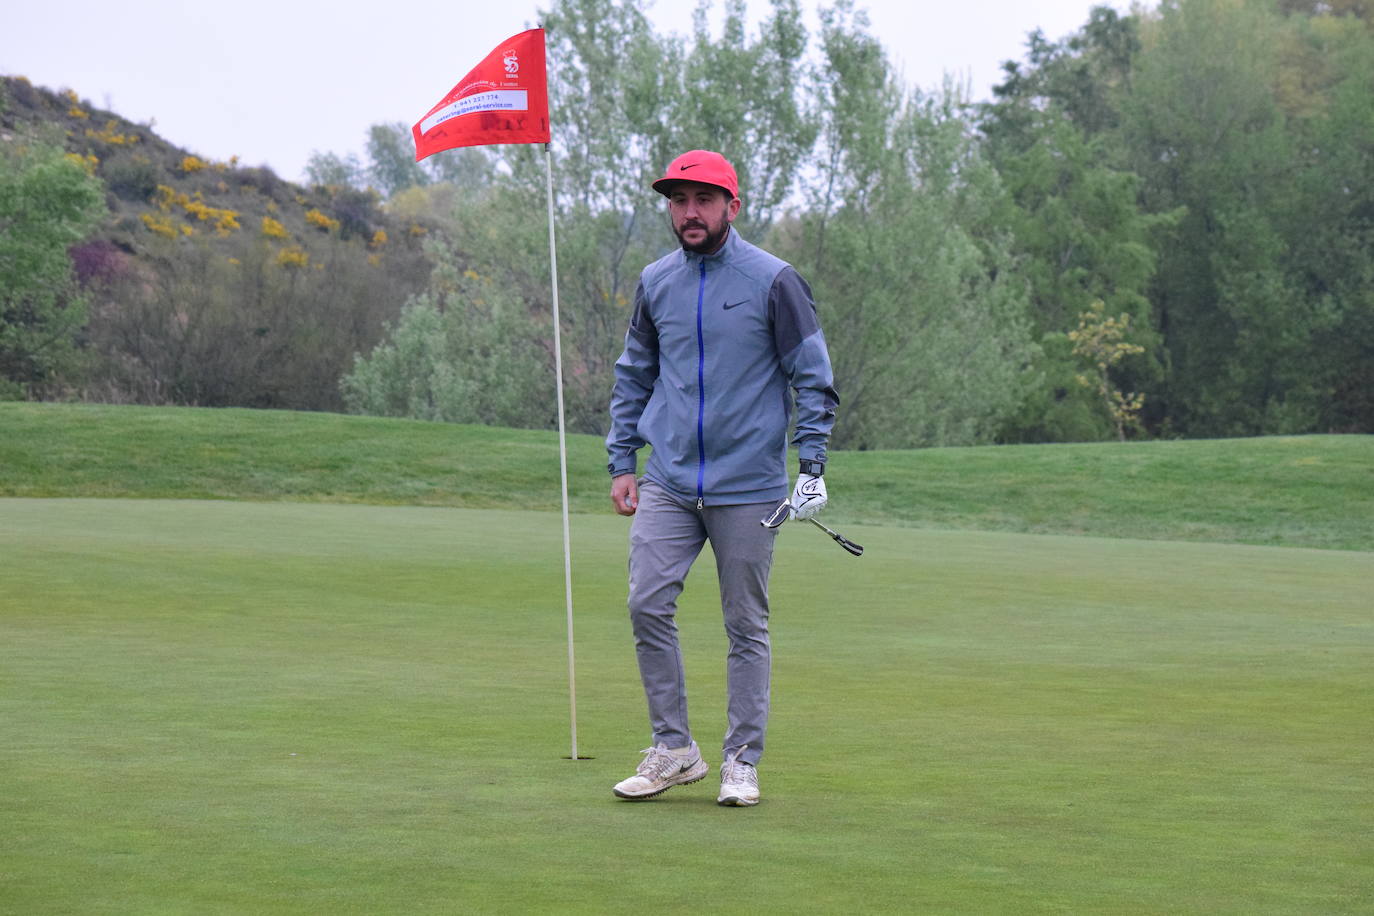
[672,0,817,236]
[304,149,365,189]
[1276,7,1374,431]
[341,240,554,427]
[367,122,430,197]
[0,136,106,396]
[355,0,823,434]
[1121,0,1335,434]
[980,10,1172,441]
[1068,300,1147,440]
[776,4,1037,449]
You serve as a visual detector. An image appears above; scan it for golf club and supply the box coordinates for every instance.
[760,499,864,556]
[807,517,864,556]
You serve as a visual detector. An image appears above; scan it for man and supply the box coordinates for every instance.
[606,150,838,806]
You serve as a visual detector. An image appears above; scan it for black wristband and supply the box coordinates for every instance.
[799,459,825,477]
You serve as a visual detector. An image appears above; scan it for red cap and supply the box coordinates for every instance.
[652,150,739,199]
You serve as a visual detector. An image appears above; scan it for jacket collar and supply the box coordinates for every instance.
[681,227,740,267]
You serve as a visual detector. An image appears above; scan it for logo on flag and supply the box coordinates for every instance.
[412,28,550,160]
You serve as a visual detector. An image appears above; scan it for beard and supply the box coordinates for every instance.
[674,218,731,254]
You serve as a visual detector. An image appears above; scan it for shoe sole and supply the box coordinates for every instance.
[613,761,709,800]
[716,793,759,807]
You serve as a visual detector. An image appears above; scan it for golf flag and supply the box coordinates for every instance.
[411,27,580,760]
[412,28,550,160]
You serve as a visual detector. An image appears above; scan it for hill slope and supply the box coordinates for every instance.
[2,403,1370,551]
[0,76,435,411]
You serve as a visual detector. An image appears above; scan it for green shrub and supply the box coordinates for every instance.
[102,156,159,201]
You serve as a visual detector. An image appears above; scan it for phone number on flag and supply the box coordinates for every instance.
[421,90,529,134]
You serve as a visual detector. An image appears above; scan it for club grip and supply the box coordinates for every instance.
[831,532,864,556]
[808,518,864,556]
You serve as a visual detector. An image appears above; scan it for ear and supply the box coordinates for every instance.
[726,196,741,223]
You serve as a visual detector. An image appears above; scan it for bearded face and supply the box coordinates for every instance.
[667,183,740,255]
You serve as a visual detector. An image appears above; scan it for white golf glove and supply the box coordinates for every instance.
[790,473,828,520]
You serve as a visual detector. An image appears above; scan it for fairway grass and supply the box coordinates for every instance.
[3,499,1370,913]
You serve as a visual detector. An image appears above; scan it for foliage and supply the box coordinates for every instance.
[260,215,289,239]
[341,244,554,427]
[365,122,430,197]
[1120,0,1374,434]
[8,0,1374,440]
[356,0,1036,447]
[350,0,825,434]
[980,0,1374,437]
[303,149,365,188]
[0,134,106,395]
[1068,300,1147,440]
[775,3,1035,449]
[980,9,1172,442]
[0,75,437,409]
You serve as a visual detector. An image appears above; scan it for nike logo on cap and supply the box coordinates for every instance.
[679,163,699,170]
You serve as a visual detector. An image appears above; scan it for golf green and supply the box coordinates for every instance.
[3,499,1370,913]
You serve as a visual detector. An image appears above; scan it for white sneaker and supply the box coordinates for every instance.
[717,747,760,807]
[613,743,709,800]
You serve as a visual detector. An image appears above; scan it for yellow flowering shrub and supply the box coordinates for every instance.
[153,185,179,211]
[154,185,239,235]
[141,212,185,239]
[276,246,310,268]
[62,89,89,119]
[304,208,341,233]
[180,156,208,173]
[261,217,290,240]
[181,199,240,236]
[64,152,99,174]
[370,229,388,248]
[86,120,139,145]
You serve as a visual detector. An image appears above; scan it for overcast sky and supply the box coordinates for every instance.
[2,0,1122,183]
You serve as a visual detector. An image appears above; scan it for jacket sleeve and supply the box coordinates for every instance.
[769,267,839,465]
[605,279,659,476]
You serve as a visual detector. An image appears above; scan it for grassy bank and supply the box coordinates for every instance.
[1,402,1370,550]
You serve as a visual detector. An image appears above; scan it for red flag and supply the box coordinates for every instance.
[412,28,550,160]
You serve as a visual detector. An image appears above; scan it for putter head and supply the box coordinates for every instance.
[760,498,793,529]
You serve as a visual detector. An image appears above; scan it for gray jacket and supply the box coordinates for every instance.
[606,229,838,506]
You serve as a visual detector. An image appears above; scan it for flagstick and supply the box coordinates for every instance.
[544,143,579,761]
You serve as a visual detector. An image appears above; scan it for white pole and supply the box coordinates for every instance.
[544,142,578,760]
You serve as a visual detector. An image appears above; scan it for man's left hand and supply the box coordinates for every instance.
[790,474,828,519]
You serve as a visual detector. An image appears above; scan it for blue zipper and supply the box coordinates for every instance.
[695,260,707,509]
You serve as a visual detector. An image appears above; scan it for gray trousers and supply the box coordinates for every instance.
[627,480,777,767]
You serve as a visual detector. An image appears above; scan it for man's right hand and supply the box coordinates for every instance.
[611,474,639,516]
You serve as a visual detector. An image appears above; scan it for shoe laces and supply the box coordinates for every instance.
[720,746,757,788]
[635,744,687,779]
